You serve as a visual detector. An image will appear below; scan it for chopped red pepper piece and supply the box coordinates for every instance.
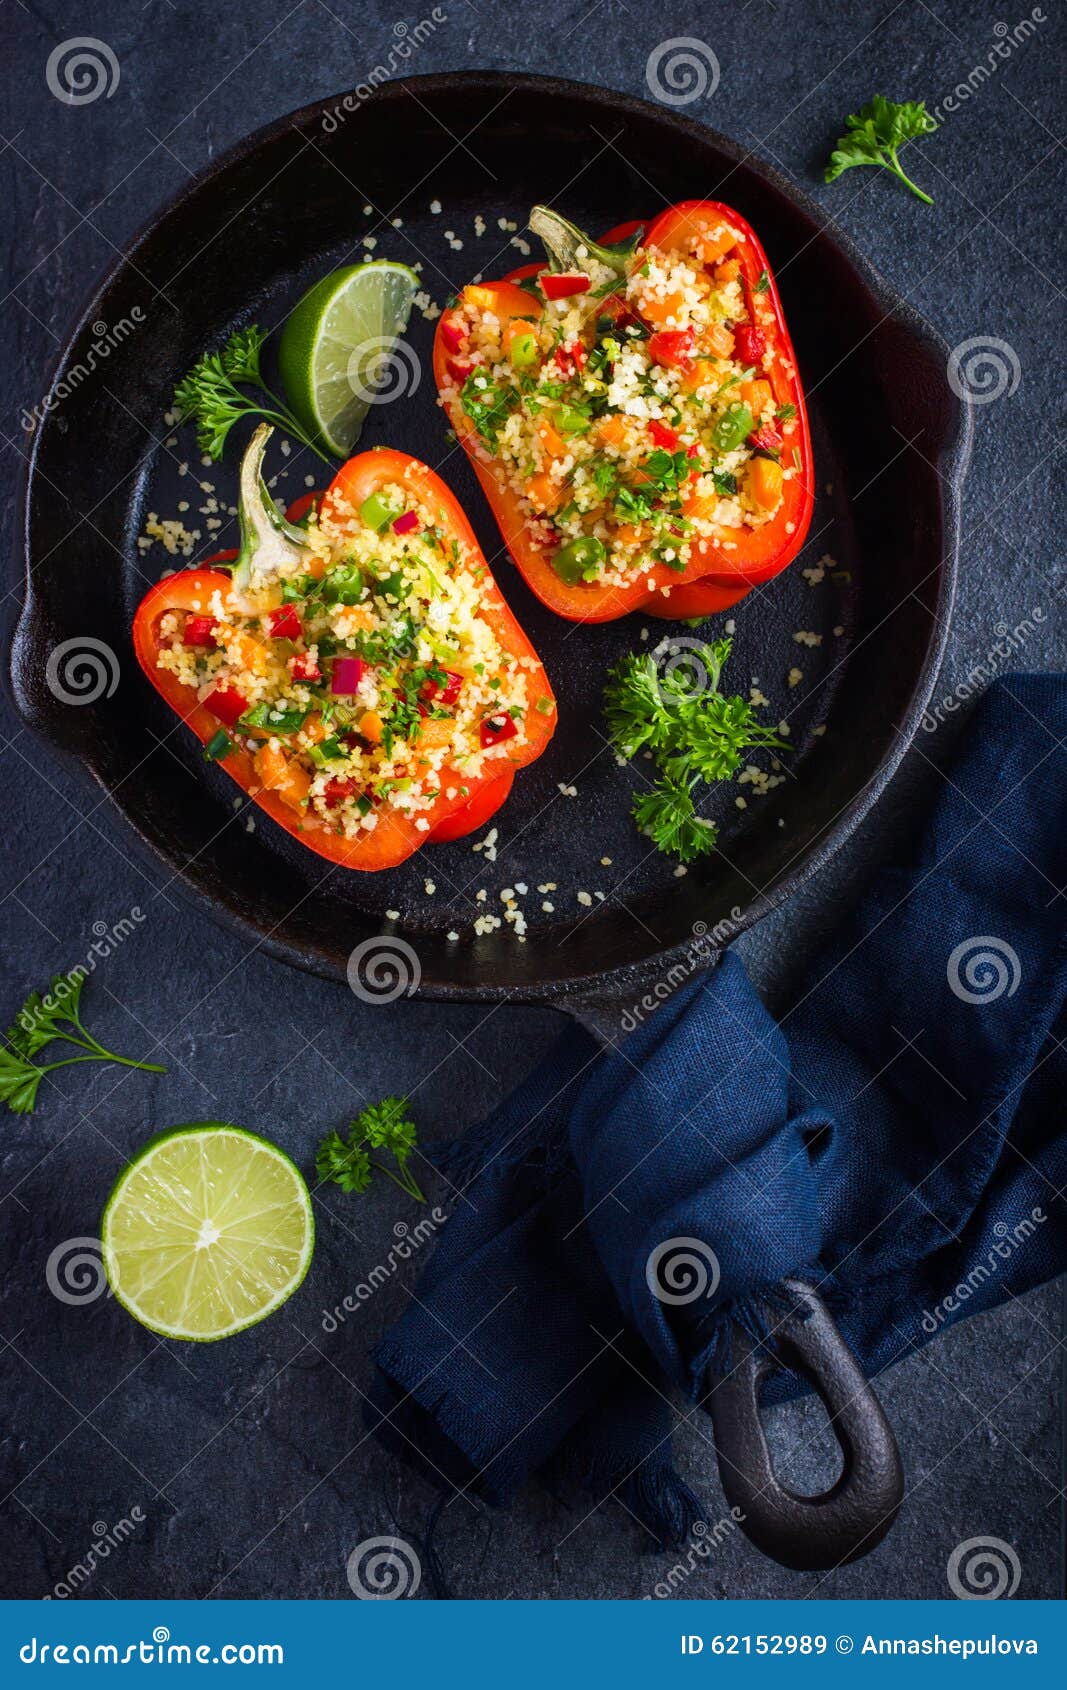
[648,420,679,450]
[323,776,360,807]
[440,314,467,354]
[541,272,591,300]
[480,712,519,748]
[206,685,247,727]
[447,356,473,383]
[734,324,767,365]
[183,615,217,648]
[422,669,463,709]
[748,422,783,453]
[265,605,302,641]
[647,329,696,370]
[289,654,322,684]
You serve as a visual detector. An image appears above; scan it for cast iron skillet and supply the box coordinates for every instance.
[11,73,969,1573]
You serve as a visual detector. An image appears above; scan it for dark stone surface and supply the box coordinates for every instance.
[1,0,1063,1601]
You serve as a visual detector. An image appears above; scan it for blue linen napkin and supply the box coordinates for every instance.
[369,674,1067,1545]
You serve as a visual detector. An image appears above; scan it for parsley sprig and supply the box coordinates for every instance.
[0,973,165,1115]
[315,1096,425,1202]
[604,638,787,863]
[825,96,937,205]
[174,325,333,463]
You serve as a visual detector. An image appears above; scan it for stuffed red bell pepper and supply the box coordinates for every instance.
[133,426,556,870]
[434,203,814,623]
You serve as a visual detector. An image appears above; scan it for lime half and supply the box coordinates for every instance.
[278,261,420,457]
[102,1124,314,1342]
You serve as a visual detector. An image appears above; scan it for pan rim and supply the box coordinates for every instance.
[13,70,971,1005]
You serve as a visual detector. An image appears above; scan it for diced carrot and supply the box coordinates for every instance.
[695,224,738,266]
[641,289,686,327]
[740,379,774,415]
[359,709,384,745]
[462,284,496,312]
[684,485,720,524]
[714,258,741,284]
[748,457,784,509]
[255,744,310,808]
[340,604,376,631]
[418,718,454,749]
[537,416,566,460]
[220,629,270,675]
[526,472,564,514]
[614,523,652,549]
[678,358,715,395]
[306,555,328,580]
[704,322,735,359]
[302,714,327,746]
[597,415,629,449]
[503,318,534,356]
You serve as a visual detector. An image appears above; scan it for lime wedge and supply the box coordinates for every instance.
[278,261,420,457]
[101,1124,314,1342]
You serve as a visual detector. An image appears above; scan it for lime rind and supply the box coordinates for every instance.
[101,1123,314,1343]
[278,261,420,457]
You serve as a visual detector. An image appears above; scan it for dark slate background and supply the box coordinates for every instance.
[2,0,1064,1601]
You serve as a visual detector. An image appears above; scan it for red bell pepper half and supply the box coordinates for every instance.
[434,202,814,624]
[133,443,556,870]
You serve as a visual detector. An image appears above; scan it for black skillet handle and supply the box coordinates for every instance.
[704,1278,903,1571]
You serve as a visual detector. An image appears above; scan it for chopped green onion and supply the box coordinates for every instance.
[203,728,233,761]
[360,492,401,532]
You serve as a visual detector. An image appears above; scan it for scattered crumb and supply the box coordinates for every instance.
[735,796,747,810]
[793,630,822,648]
[542,901,555,913]
[788,666,803,688]
[447,929,459,942]
[430,198,441,214]
[724,618,736,635]
[600,856,612,866]
[673,864,687,878]
[833,624,845,637]
[385,908,400,921]
[557,782,578,798]
[423,879,436,895]
[577,891,592,907]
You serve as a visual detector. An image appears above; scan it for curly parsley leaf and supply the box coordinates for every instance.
[604,637,787,863]
[1,972,165,1116]
[825,96,937,204]
[174,325,332,464]
[315,1096,425,1202]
